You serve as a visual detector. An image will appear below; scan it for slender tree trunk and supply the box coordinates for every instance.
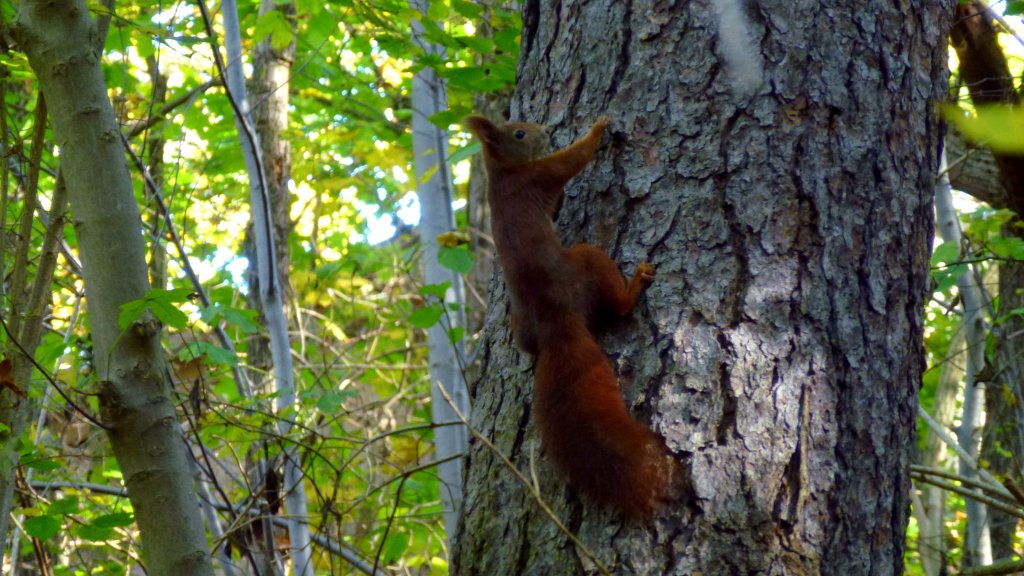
[409,0,470,540]
[915,327,960,576]
[11,3,214,574]
[249,3,302,572]
[936,158,992,566]
[145,55,169,291]
[219,0,314,572]
[454,1,949,573]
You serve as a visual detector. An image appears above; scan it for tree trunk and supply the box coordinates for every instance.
[453,1,949,574]
[239,0,314,572]
[11,3,214,575]
[409,0,471,540]
[936,161,992,566]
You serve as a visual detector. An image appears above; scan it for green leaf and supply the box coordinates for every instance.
[426,0,448,22]
[316,260,351,279]
[989,236,1024,260]
[438,246,473,273]
[47,497,79,515]
[419,282,451,300]
[24,459,60,472]
[408,304,444,329]
[448,141,480,165]
[179,341,238,367]
[930,241,960,266]
[118,299,149,331]
[316,390,358,413]
[119,288,193,331]
[382,532,410,565]
[438,66,494,91]
[932,263,966,294]
[224,308,261,334]
[1006,0,1024,15]
[427,109,462,129]
[451,0,483,18]
[457,35,494,54]
[24,515,61,540]
[204,345,238,366]
[448,326,465,343]
[254,10,295,51]
[92,512,134,528]
[148,300,190,329]
[77,523,115,542]
[494,27,521,54]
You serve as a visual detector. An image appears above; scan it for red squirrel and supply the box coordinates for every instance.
[466,115,675,517]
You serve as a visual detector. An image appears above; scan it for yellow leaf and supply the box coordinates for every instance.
[945,104,1024,153]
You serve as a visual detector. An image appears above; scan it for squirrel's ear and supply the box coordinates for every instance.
[464,115,498,143]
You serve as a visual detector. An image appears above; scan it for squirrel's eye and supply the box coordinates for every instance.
[514,129,526,140]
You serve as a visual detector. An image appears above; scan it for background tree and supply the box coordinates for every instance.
[454,1,949,574]
[905,3,1024,574]
[11,1,215,574]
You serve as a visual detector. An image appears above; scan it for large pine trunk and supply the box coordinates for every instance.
[453,1,950,574]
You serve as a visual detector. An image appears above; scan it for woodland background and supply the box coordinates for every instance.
[0,0,1017,575]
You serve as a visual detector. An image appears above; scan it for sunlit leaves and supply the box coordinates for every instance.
[930,240,964,294]
[254,10,295,51]
[945,104,1024,153]
[7,0,523,572]
[118,288,194,331]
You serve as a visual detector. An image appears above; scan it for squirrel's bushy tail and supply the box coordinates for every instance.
[534,318,675,517]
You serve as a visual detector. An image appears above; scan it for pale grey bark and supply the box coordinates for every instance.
[217,2,314,574]
[11,2,214,574]
[410,0,470,539]
[454,1,949,574]
[915,325,961,576]
[936,153,993,565]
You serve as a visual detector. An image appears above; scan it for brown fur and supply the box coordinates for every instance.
[466,115,674,517]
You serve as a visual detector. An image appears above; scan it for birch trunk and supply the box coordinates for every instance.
[410,0,470,539]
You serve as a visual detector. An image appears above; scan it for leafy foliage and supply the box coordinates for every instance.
[0,0,521,573]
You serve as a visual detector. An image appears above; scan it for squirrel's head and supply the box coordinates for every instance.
[465,116,551,164]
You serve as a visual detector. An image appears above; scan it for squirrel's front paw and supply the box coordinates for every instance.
[634,263,655,285]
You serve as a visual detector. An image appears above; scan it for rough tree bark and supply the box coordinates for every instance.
[11,2,214,575]
[453,1,949,574]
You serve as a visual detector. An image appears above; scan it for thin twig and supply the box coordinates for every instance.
[917,406,1011,497]
[910,473,1024,519]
